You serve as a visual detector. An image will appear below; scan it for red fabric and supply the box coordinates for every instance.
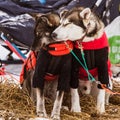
[20,51,37,84]
[44,73,58,81]
[48,40,73,56]
[76,32,112,79]
[79,60,112,79]
[75,32,109,50]
[79,67,98,79]
[0,67,6,75]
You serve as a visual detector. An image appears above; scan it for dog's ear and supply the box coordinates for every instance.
[35,13,44,21]
[80,8,91,19]
[41,16,53,26]
[60,9,68,18]
[48,13,60,27]
[79,8,91,28]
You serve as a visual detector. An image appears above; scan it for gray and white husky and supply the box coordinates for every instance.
[52,7,113,114]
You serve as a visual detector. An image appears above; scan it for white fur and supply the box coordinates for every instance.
[36,88,47,117]
[53,22,86,41]
[70,88,81,112]
[79,77,113,114]
[53,8,104,42]
[51,91,64,120]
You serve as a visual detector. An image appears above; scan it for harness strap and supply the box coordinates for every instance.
[48,40,73,56]
[100,84,120,95]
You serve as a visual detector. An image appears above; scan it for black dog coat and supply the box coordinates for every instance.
[70,32,110,88]
[33,41,73,91]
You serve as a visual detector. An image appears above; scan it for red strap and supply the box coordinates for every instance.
[48,40,73,56]
[44,73,58,81]
[79,67,98,79]
[79,60,112,79]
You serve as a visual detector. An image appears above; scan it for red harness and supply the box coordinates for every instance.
[48,40,73,56]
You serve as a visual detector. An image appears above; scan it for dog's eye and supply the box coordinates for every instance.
[36,32,39,36]
[45,32,50,36]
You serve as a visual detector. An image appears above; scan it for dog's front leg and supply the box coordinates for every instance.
[96,89,105,114]
[105,77,113,105]
[70,88,81,112]
[51,91,64,120]
[36,88,47,117]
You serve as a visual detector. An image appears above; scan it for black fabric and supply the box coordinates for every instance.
[71,47,109,88]
[11,0,80,13]
[79,0,120,26]
[33,48,72,91]
[0,0,35,47]
[102,0,120,26]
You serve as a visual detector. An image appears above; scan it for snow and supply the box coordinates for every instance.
[0,42,22,84]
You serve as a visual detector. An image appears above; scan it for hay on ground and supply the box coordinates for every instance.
[0,78,120,120]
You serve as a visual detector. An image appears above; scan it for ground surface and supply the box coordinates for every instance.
[0,64,120,120]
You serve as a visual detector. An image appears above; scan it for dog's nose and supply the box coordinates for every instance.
[83,86,87,91]
[51,32,57,39]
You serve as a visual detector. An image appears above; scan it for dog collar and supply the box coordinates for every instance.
[47,40,73,56]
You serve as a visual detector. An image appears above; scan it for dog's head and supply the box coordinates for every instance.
[52,7,104,42]
[32,12,60,51]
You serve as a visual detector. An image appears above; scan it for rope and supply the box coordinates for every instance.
[70,50,95,81]
[100,84,120,95]
[0,65,19,84]
[66,41,95,82]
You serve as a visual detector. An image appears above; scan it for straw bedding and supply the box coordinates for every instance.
[0,78,120,120]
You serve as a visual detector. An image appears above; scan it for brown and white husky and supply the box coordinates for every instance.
[52,7,113,114]
[21,12,80,120]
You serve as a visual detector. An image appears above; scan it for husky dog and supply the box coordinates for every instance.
[21,12,80,120]
[52,7,112,114]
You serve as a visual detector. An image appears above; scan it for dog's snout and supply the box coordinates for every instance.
[51,32,57,39]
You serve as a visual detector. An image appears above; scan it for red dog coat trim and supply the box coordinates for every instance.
[75,32,109,50]
[79,60,112,79]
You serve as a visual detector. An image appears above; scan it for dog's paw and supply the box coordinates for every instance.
[71,106,81,112]
[51,114,60,120]
[37,111,47,118]
[96,106,105,114]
